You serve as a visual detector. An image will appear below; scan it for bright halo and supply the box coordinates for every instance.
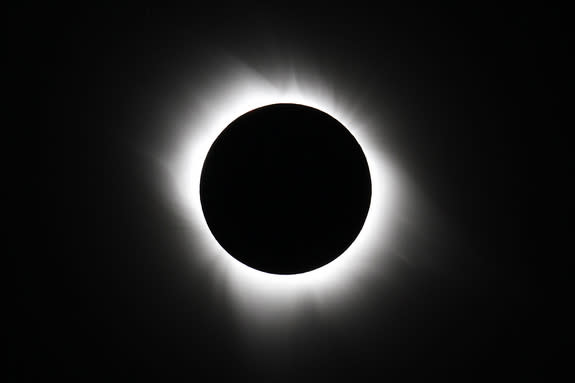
[164,58,405,331]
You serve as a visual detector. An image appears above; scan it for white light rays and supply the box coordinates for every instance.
[164,57,406,332]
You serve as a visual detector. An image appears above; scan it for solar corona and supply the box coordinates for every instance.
[165,61,404,328]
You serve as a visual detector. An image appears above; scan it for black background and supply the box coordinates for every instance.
[8,4,570,376]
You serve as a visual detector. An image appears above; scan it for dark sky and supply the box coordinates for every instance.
[9,5,570,376]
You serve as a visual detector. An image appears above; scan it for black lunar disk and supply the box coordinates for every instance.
[200,104,372,274]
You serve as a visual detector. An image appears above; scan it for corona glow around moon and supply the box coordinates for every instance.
[161,58,407,330]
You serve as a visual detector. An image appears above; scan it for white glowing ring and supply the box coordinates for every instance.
[164,60,404,328]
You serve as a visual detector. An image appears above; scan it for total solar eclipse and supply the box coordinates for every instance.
[200,103,372,274]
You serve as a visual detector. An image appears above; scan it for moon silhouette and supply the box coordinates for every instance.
[200,103,371,274]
